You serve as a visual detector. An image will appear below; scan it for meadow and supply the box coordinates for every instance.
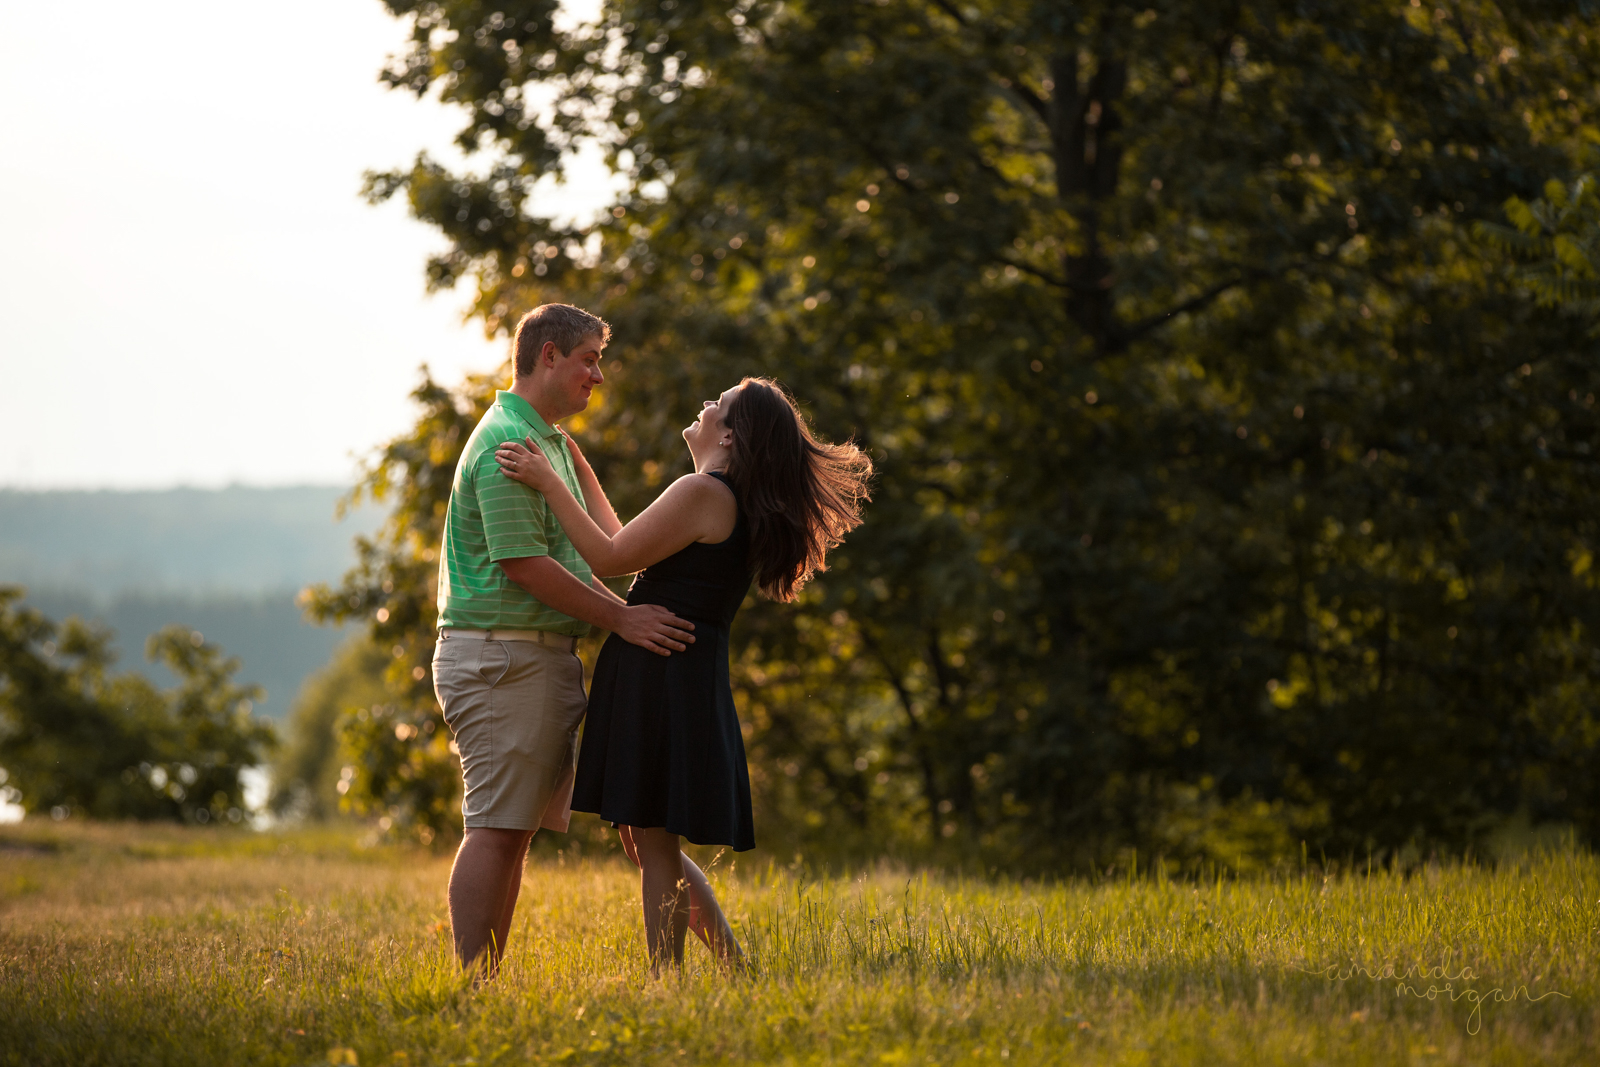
[1,822,1594,1066]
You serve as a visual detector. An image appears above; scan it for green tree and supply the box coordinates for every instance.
[340,0,1600,866]
[333,698,459,846]
[270,633,392,820]
[0,587,274,823]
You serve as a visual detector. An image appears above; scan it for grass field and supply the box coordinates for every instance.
[1,822,1594,1066]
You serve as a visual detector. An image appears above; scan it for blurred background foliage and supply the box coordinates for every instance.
[0,587,274,823]
[300,0,1600,870]
[1478,173,1600,324]
[269,634,392,821]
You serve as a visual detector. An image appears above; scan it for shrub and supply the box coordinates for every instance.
[0,586,274,823]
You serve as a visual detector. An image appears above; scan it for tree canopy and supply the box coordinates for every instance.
[322,0,1600,867]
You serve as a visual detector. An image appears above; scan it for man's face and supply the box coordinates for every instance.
[544,333,605,415]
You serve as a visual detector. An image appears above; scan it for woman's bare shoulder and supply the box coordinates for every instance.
[666,472,737,500]
[666,473,737,541]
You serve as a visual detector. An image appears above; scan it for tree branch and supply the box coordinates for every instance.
[1120,275,1250,345]
[860,627,944,835]
[925,0,969,28]
[999,255,1069,288]
[997,77,1050,126]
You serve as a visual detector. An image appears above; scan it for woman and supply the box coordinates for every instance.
[495,377,871,971]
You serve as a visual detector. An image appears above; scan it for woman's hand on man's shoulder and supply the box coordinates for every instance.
[495,436,559,491]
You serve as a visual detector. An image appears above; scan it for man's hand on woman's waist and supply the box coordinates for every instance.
[499,555,695,657]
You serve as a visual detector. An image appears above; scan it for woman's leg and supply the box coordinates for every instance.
[677,851,745,968]
[617,823,643,868]
[617,827,741,963]
[630,826,692,972]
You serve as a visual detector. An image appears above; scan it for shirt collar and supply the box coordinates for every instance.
[495,391,561,440]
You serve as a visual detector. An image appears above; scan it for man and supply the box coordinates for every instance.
[431,302,695,972]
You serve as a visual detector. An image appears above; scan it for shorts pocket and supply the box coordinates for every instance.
[476,640,512,689]
[432,642,472,731]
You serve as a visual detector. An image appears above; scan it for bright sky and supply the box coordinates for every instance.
[0,0,612,490]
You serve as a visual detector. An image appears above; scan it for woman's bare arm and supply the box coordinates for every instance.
[561,432,623,537]
[496,441,735,577]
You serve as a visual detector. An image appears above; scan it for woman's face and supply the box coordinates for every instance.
[683,384,741,456]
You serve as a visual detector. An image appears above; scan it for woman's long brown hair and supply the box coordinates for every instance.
[722,378,873,602]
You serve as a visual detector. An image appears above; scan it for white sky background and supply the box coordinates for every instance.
[0,0,612,489]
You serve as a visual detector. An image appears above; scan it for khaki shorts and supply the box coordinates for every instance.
[432,632,587,832]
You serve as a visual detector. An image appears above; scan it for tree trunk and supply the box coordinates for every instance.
[1053,49,1128,356]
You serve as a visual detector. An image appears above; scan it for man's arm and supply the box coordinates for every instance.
[498,556,694,656]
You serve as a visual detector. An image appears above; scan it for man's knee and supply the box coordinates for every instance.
[464,826,534,857]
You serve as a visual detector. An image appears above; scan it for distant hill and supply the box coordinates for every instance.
[0,486,389,718]
[0,486,383,596]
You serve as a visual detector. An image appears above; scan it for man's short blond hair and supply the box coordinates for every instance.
[512,304,611,378]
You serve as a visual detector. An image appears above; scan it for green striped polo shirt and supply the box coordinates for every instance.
[435,391,593,635]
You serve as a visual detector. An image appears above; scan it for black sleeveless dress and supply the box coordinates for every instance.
[572,472,756,850]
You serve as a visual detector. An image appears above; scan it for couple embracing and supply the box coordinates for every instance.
[430,303,871,975]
